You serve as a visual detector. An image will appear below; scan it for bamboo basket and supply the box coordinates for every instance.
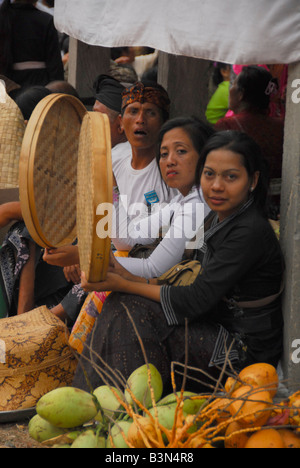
[76,112,112,282]
[19,93,87,248]
[0,306,77,411]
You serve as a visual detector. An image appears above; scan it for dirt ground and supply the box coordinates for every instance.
[0,421,45,448]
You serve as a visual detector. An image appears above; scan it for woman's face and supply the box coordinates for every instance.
[159,127,199,196]
[200,148,259,221]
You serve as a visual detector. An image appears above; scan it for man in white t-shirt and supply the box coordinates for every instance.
[111,81,177,249]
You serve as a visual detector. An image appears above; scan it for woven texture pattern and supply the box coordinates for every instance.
[77,115,94,277]
[76,112,113,282]
[0,306,77,411]
[19,93,87,248]
[0,90,25,189]
[33,100,82,246]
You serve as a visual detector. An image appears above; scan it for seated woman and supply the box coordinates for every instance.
[111,116,213,279]
[66,116,214,352]
[74,130,284,395]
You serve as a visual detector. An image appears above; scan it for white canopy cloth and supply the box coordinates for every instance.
[54,0,300,64]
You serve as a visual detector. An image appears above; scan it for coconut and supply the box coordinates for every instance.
[229,385,273,428]
[238,363,279,397]
[245,429,284,448]
[224,421,250,448]
[125,364,163,408]
[106,420,132,448]
[71,430,99,448]
[36,387,98,428]
[127,416,158,448]
[93,385,124,422]
[157,391,206,414]
[28,414,66,443]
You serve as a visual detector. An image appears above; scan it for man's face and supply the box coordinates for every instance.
[120,101,164,150]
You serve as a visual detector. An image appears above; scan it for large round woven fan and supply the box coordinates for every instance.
[19,93,87,248]
[76,112,112,282]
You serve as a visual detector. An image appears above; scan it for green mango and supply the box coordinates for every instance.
[125,364,163,408]
[36,386,98,428]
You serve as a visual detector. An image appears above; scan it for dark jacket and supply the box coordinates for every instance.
[6,3,64,87]
[161,203,284,364]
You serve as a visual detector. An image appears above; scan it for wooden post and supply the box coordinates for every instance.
[280,61,300,388]
[68,38,111,100]
[157,52,212,120]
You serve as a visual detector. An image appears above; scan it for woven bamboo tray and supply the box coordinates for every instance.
[19,93,87,248]
[76,112,112,282]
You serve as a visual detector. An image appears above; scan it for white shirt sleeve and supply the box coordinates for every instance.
[116,191,205,278]
[111,192,174,250]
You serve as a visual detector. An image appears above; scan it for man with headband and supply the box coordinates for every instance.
[42,80,176,323]
[111,80,178,250]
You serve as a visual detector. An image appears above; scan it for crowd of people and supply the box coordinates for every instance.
[0,0,287,395]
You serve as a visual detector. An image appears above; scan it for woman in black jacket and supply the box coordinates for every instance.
[75,130,284,394]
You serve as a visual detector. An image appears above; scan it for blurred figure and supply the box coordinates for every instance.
[205,62,231,124]
[92,74,127,148]
[14,84,51,120]
[0,0,64,88]
[45,80,80,99]
[215,65,284,219]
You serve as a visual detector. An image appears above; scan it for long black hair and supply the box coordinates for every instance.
[155,116,215,199]
[235,65,278,112]
[196,130,270,215]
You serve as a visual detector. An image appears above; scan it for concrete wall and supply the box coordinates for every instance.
[68,38,111,101]
[158,52,212,120]
[280,61,300,389]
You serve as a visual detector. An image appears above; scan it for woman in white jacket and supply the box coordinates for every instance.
[110,116,213,279]
[68,116,214,353]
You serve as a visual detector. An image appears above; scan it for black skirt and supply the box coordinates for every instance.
[72,292,244,396]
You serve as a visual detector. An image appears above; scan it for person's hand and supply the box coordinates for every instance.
[43,245,79,267]
[63,264,81,284]
[81,271,125,293]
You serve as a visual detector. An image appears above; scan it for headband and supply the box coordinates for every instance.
[121,81,170,115]
[93,74,125,113]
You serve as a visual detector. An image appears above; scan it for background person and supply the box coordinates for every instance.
[0,0,64,88]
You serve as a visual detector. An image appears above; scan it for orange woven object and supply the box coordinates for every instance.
[0,306,77,411]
